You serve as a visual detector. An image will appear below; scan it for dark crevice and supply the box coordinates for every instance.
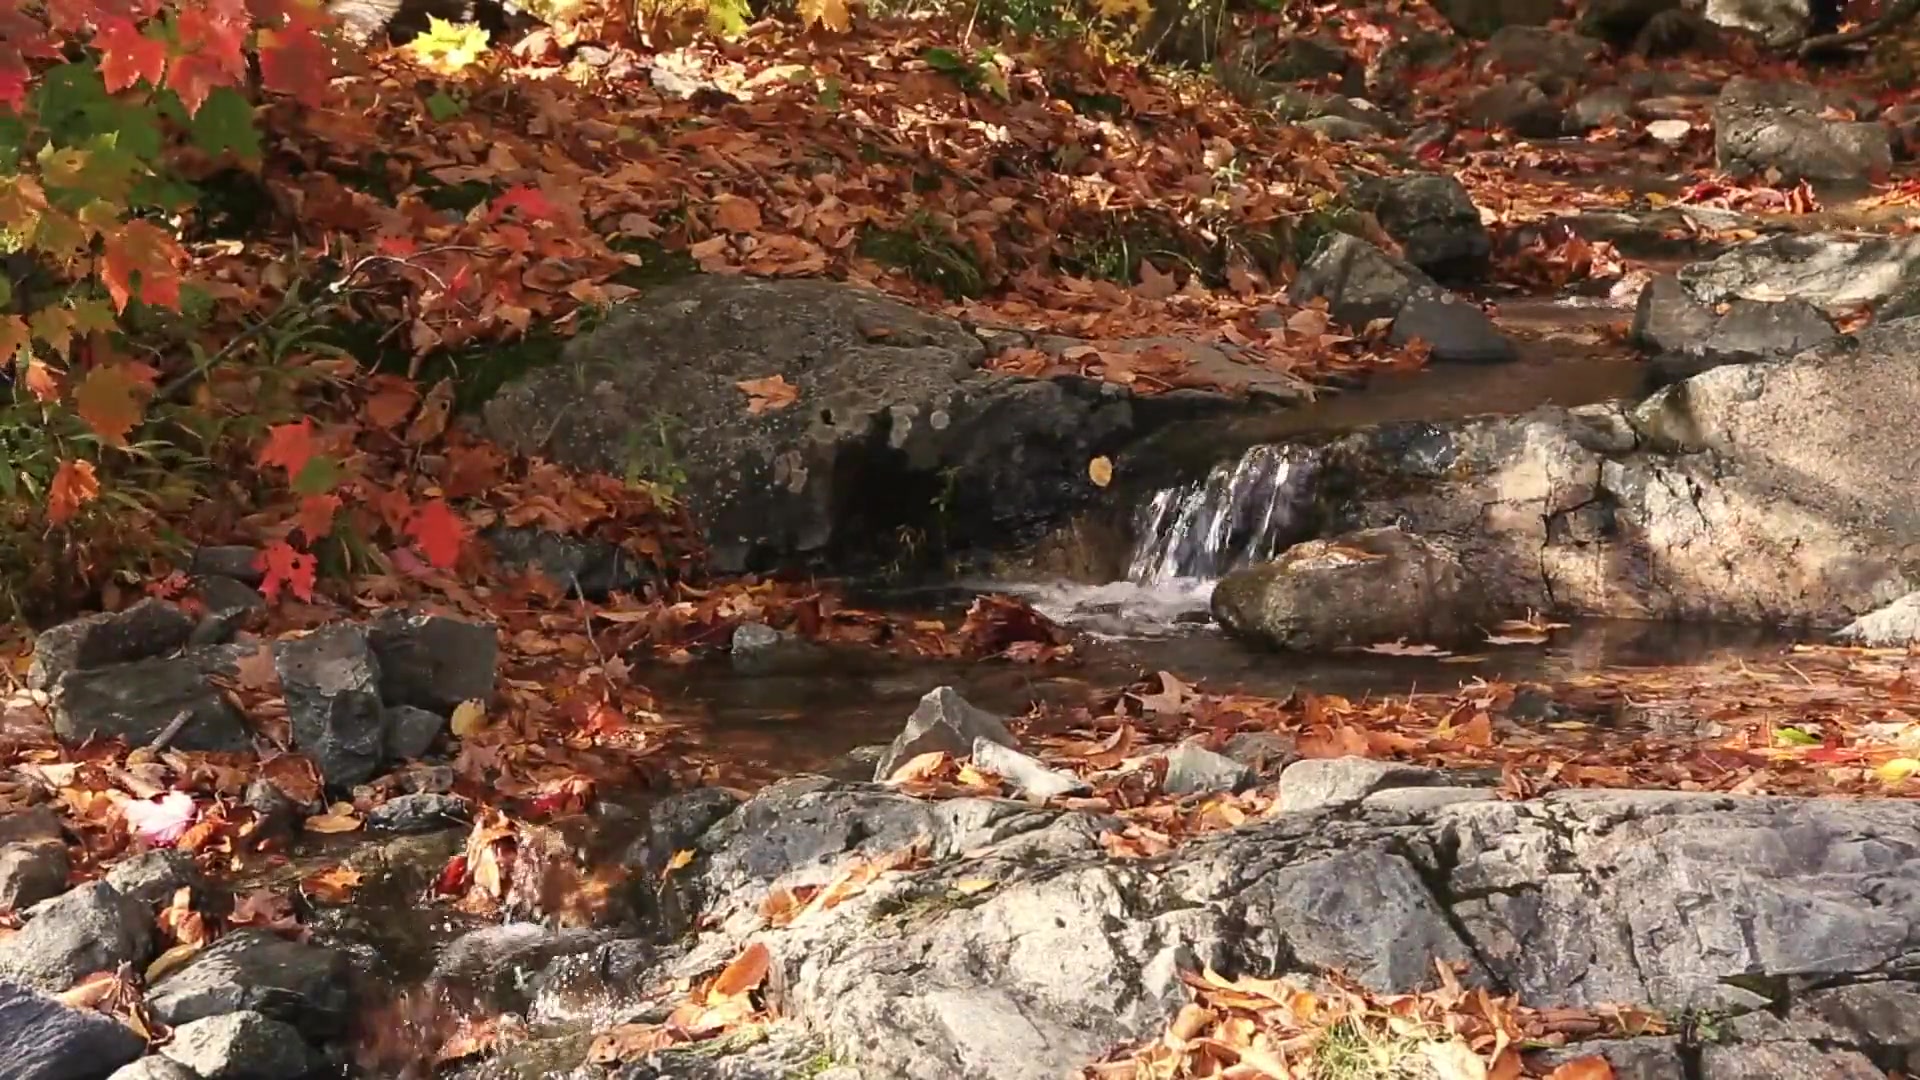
[1395,829,1513,996]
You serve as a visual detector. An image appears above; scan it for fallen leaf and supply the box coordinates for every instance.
[301,865,365,903]
[1088,456,1113,488]
[1546,1057,1616,1079]
[304,811,363,834]
[450,699,489,737]
[736,374,799,415]
[122,790,198,846]
[707,941,771,1002]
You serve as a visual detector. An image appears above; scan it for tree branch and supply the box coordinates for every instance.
[1797,0,1920,55]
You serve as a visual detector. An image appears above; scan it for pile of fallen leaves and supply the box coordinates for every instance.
[1088,960,1661,1079]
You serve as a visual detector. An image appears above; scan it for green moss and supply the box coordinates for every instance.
[858,216,986,299]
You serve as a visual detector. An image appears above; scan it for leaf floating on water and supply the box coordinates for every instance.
[1087,455,1113,488]
[1359,640,1452,657]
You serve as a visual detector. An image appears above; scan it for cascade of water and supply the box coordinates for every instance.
[1124,443,1319,585]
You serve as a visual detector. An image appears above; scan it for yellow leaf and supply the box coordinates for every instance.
[953,876,997,895]
[303,812,363,834]
[1088,456,1113,488]
[662,848,695,877]
[795,0,851,31]
[145,941,201,983]
[1876,757,1920,783]
[450,698,489,737]
[406,17,491,75]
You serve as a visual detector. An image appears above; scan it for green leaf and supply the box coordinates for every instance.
[707,0,750,38]
[188,88,261,162]
[1776,727,1821,746]
[425,90,465,122]
[924,48,965,73]
[292,453,340,496]
[818,77,841,110]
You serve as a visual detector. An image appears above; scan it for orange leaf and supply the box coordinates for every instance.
[295,493,341,540]
[23,359,61,402]
[0,314,28,367]
[736,374,798,415]
[258,541,317,602]
[72,361,158,447]
[47,459,100,525]
[712,195,762,232]
[1546,1058,1615,1080]
[96,17,167,92]
[167,5,248,114]
[258,419,316,479]
[707,941,771,1002]
[362,377,419,429]
[101,220,184,312]
[405,498,465,569]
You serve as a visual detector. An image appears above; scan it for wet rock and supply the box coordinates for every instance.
[384,704,447,762]
[729,623,828,676]
[1277,757,1454,813]
[1287,232,1428,329]
[527,937,661,1024]
[1529,1037,1687,1080]
[0,882,154,993]
[161,1011,320,1080]
[1679,232,1920,312]
[1699,1041,1884,1079]
[1161,742,1256,795]
[873,687,1019,782]
[0,842,68,911]
[1579,0,1680,44]
[1836,592,1920,646]
[1714,78,1893,184]
[1211,527,1485,651]
[366,612,496,714]
[482,275,1212,574]
[1465,78,1564,139]
[1700,0,1809,42]
[612,1024,846,1080]
[1631,273,1719,353]
[28,599,196,692]
[273,624,386,787]
[1477,27,1602,92]
[0,978,147,1080]
[481,524,652,600]
[103,850,205,909]
[108,1059,201,1080]
[188,545,264,586]
[1349,174,1490,282]
[623,787,744,881]
[240,778,298,840]
[1647,297,1839,383]
[1568,86,1636,131]
[431,924,613,1014]
[48,657,251,754]
[971,738,1088,801]
[146,929,353,1040]
[367,792,470,833]
[1431,0,1556,37]
[1390,286,1516,363]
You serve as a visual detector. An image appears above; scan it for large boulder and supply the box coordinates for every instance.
[27,598,194,692]
[0,883,154,994]
[48,657,251,754]
[481,276,1238,573]
[0,979,147,1080]
[1713,78,1892,184]
[1287,234,1515,362]
[1210,527,1486,650]
[1679,232,1920,313]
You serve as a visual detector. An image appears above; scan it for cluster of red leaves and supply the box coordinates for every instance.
[1088,960,1661,1079]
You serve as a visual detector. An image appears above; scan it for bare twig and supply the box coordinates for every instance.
[147,708,193,754]
[1797,0,1920,54]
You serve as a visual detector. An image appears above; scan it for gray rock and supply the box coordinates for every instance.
[1431,0,1556,37]
[1466,78,1564,138]
[366,612,496,713]
[1277,757,1453,813]
[1693,297,1839,359]
[1568,86,1636,131]
[1679,232,1920,312]
[146,929,353,1040]
[367,792,470,833]
[481,524,652,600]
[817,744,889,783]
[1350,174,1491,282]
[1219,731,1299,775]
[1714,78,1892,184]
[1790,980,1920,1058]
[872,687,1019,782]
[108,1060,201,1080]
[0,882,153,993]
[729,622,827,676]
[526,937,659,1025]
[161,1011,318,1080]
[187,576,265,648]
[103,850,204,909]
[1161,742,1257,795]
[273,624,386,787]
[1211,528,1485,651]
[188,545,264,587]
[481,276,1217,574]
[0,842,68,912]
[1300,115,1376,142]
[1699,1041,1884,1079]
[28,599,196,691]
[0,978,146,1080]
[1701,0,1809,42]
[383,704,446,762]
[431,924,613,1014]
[624,787,744,881]
[611,1023,843,1080]
[1529,1037,1687,1080]
[1579,0,1681,44]
[48,658,250,754]
[1477,27,1602,92]
[1836,591,1920,646]
[1287,232,1430,329]
[1261,35,1351,82]
[1390,286,1516,363]
[971,738,1088,801]
[1632,273,1719,353]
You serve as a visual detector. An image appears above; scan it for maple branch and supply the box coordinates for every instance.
[1797,0,1920,53]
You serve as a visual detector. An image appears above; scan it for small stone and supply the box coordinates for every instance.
[872,687,1019,783]
[241,778,298,839]
[49,658,251,753]
[0,978,147,1080]
[146,929,354,1040]
[161,1011,320,1080]
[28,599,196,692]
[971,737,1089,801]
[273,624,387,788]
[188,545,265,586]
[1390,286,1517,363]
[366,612,497,714]
[384,704,447,762]
[481,525,649,600]
[397,765,457,794]
[528,938,659,1025]
[1350,173,1492,282]
[622,788,742,880]
[1220,732,1300,775]
[817,745,889,783]
[102,850,205,909]
[1301,114,1376,142]
[729,622,827,675]
[0,842,69,912]
[1466,78,1564,138]
[1211,528,1485,651]
[430,924,612,1015]
[1646,118,1693,144]
[1277,757,1451,814]
[1162,742,1258,796]
[367,792,471,834]
[0,882,154,993]
[1568,87,1636,131]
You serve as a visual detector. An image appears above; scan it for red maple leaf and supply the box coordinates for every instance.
[258,419,316,479]
[166,3,248,114]
[100,221,184,312]
[0,62,26,110]
[295,493,341,540]
[405,498,465,569]
[489,186,558,224]
[256,541,317,602]
[95,17,167,92]
[256,21,334,108]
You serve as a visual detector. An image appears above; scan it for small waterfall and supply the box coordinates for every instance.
[1125,443,1319,585]
[1002,443,1320,637]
